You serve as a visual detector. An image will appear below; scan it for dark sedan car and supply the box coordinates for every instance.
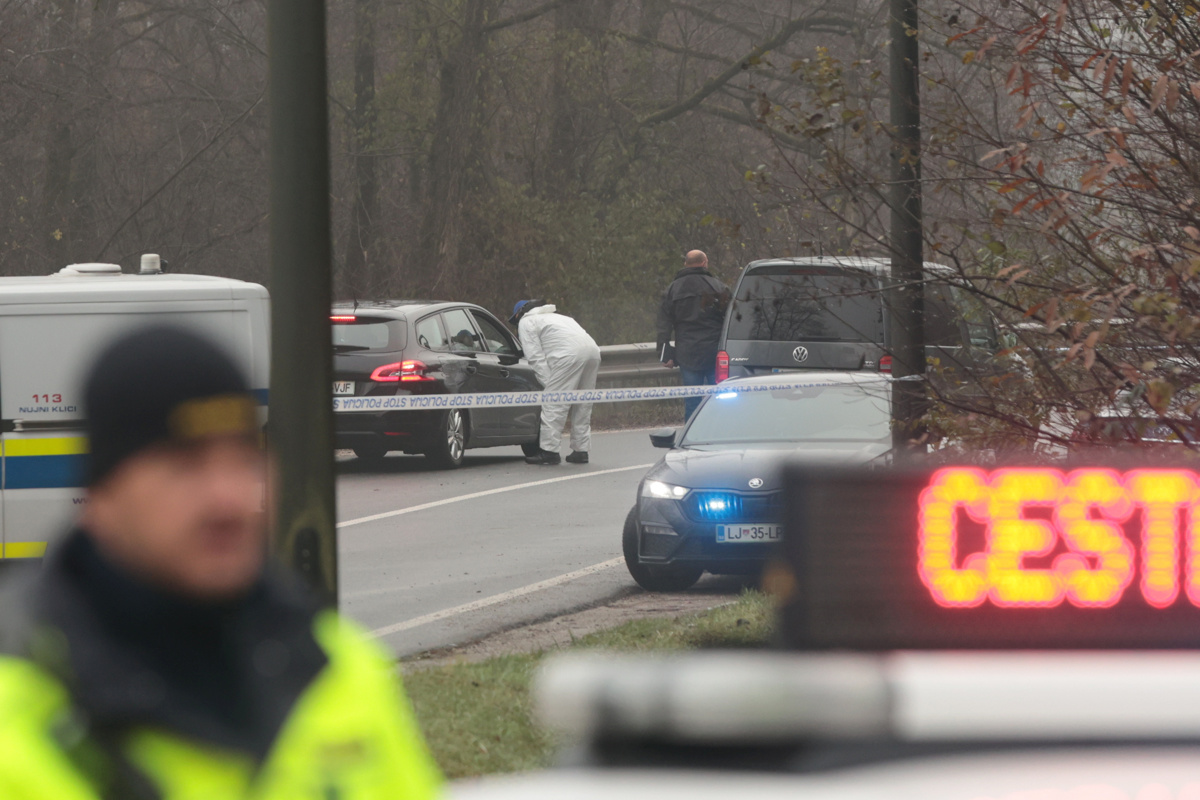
[332,301,541,467]
[624,372,892,590]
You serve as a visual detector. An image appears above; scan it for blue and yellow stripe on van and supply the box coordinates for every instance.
[0,436,86,559]
[3,436,87,490]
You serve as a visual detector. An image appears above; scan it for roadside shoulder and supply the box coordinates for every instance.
[403,590,735,670]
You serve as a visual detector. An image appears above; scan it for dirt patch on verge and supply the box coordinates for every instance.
[404,590,733,669]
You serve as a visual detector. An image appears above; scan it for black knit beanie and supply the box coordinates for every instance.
[84,325,256,486]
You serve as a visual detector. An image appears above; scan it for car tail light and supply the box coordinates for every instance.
[716,351,730,383]
[370,360,433,382]
[879,355,892,374]
[330,315,356,322]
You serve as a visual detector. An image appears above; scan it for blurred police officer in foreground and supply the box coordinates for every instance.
[0,326,441,800]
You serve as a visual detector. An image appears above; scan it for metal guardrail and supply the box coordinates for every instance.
[597,342,675,384]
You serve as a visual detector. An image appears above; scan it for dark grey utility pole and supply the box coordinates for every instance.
[267,0,338,605]
[888,0,927,459]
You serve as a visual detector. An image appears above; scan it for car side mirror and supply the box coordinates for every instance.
[649,428,677,449]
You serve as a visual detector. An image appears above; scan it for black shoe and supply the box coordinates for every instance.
[565,451,589,464]
[525,449,561,465]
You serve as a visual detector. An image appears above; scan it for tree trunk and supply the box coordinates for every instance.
[416,0,491,295]
[70,0,119,261]
[39,0,119,268]
[545,0,617,195]
[39,1,77,269]
[344,0,379,298]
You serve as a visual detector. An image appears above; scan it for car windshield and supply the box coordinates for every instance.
[727,267,884,343]
[682,382,891,445]
[331,318,407,352]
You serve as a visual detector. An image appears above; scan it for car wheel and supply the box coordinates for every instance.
[622,507,702,592]
[425,409,467,469]
[353,443,388,461]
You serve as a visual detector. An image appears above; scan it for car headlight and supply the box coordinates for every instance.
[642,480,689,500]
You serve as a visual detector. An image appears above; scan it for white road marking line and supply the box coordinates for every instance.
[337,463,654,529]
[369,557,625,638]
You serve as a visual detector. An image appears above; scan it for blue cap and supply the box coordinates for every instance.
[509,300,533,325]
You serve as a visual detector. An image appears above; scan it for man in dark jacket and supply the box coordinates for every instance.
[657,250,731,419]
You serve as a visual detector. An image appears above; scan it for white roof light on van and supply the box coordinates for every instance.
[536,651,1200,744]
[535,652,891,742]
[57,263,122,277]
[139,254,163,275]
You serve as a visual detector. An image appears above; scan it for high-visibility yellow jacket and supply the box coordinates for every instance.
[0,533,442,800]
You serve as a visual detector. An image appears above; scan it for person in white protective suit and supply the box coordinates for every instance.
[509,299,602,465]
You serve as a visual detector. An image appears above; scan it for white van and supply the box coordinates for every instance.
[0,259,269,561]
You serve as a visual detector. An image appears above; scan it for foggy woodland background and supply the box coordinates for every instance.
[4,0,1200,449]
[0,0,908,345]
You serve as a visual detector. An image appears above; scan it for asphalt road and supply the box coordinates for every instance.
[337,429,664,657]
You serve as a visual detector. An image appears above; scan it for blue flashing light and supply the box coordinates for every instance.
[684,491,781,524]
[716,392,739,400]
[691,492,745,522]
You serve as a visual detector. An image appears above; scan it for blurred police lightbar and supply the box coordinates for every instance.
[778,464,1200,650]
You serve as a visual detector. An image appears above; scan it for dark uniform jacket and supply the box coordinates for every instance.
[0,530,440,800]
[656,267,731,372]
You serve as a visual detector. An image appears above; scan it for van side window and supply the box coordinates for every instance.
[924,287,966,348]
[946,286,999,350]
[415,315,449,351]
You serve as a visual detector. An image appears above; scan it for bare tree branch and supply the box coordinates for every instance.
[607,29,728,64]
[636,15,857,128]
[97,91,265,259]
[483,0,578,33]
[667,1,759,39]
[696,104,824,159]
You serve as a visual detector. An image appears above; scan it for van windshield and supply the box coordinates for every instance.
[727,267,884,343]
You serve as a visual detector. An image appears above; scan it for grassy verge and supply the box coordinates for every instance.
[403,591,771,780]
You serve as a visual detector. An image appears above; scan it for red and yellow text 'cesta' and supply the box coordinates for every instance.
[918,468,1200,609]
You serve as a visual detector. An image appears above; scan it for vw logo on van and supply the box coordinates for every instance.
[792,346,809,363]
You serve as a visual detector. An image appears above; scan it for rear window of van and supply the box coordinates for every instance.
[727,267,884,343]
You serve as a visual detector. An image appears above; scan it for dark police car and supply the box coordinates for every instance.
[331,301,541,467]
[624,372,891,591]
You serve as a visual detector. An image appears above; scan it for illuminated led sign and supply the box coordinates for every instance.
[778,465,1200,650]
[918,468,1200,610]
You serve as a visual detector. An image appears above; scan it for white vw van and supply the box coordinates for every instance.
[0,257,269,561]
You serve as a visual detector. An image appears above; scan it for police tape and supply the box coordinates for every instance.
[331,377,881,413]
